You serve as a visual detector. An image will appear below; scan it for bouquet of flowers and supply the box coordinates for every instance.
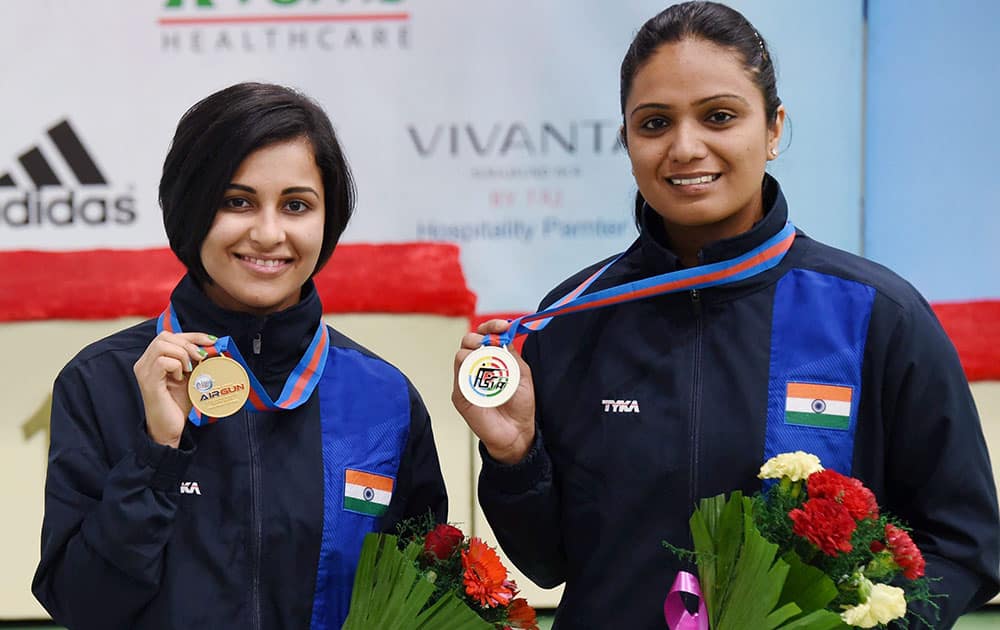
[342,514,539,630]
[663,451,937,629]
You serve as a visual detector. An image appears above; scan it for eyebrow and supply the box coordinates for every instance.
[226,183,320,197]
[630,93,751,118]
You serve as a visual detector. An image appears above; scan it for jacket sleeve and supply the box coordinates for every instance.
[32,358,195,630]
[880,296,1000,628]
[476,333,567,589]
[382,382,448,529]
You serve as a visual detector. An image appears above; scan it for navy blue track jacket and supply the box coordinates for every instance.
[33,276,448,629]
[478,176,999,629]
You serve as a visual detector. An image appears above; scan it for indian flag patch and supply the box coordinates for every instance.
[344,469,393,517]
[785,382,853,430]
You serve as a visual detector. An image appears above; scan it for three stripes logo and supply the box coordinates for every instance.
[0,119,135,228]
[1,120,107,189]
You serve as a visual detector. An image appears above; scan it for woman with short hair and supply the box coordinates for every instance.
[34,82,447,630]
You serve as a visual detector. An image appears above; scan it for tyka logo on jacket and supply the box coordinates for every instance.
[602,399,640,413]
[180,481,201,495]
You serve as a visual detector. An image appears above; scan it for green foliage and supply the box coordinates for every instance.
[684,492,843,630]
[342,534,493,630]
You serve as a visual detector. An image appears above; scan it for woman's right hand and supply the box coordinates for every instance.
[451,319,536,465]
[133,331,217,449]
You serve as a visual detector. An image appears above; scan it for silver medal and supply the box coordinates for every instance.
[458,345,520,408]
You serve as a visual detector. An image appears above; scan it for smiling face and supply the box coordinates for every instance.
[623,38,784,254]
[200,137,325,315]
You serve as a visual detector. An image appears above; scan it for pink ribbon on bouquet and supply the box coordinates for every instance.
[664,571,709,630]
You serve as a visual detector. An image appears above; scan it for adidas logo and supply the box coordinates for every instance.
[602,399,640,413]
[180,481,202,495]
[0,119,135,227]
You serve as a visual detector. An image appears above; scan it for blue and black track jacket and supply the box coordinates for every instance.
[33,276,447,629]
[478,176,999,629]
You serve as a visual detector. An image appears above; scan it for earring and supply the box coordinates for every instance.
[769,147,778,158]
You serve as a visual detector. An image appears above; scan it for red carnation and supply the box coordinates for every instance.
[424,523,464,560]
[885,523,926,579]
[806,469,879,520]
[789,498,856,556]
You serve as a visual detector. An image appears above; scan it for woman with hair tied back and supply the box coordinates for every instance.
[33,82,447,629]
[453,2,998,628]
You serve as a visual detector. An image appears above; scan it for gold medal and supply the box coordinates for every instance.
[188,355,251,418]
[458,345,520,408]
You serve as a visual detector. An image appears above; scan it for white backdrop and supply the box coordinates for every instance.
[0,0,863,312]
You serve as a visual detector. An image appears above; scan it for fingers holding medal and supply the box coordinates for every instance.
[452,320,537,465]
[134,331,217,384]
[134,331,219,447]
[455,320,525,408]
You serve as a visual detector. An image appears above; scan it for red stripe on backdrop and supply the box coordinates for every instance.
[476,305,1000,383]
[0,244,476,322]
[1,247,996,381]
[932,300,1000,382]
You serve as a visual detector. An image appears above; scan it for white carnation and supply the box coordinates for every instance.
[867,583,907,624]
[757,451,823,481]
[841,581,907,627]
[841,600,879,628]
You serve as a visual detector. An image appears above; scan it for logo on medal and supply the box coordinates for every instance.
[458,345,520,408]
[187,355,251,418]
[193,374,214,393]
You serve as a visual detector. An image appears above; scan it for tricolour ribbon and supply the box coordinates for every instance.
[157,305,329,425]
[484,222,797,347]
[664,571,709,630]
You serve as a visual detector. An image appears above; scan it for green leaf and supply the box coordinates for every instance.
[690,494,726,626]
[715,498,787,630]
[776,550,840,618]
[414,592,494,630]
[776,609,850,630]
[764,602,803,628]
[342,533,492,630]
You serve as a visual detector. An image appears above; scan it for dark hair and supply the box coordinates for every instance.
[159,82,355,285]
[619,1,781,224]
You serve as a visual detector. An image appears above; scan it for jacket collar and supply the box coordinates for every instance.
[169,275,324,386]
[638,173,788,274]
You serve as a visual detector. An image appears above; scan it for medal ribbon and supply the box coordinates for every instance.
[485,222,797,347]
[157,305,330,425]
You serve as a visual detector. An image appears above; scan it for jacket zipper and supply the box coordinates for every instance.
[246,409,262,630]
[248,326,264,630]
[688,289,703,518]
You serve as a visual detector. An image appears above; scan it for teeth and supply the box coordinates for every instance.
[244,256,285,267]
[670,175,716,185]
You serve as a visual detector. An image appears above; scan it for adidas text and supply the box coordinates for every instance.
[602,399,640,413]
[1,190,136,227]
[0,118,136,228]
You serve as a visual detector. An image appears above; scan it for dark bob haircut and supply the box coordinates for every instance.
[159,82,355,285]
